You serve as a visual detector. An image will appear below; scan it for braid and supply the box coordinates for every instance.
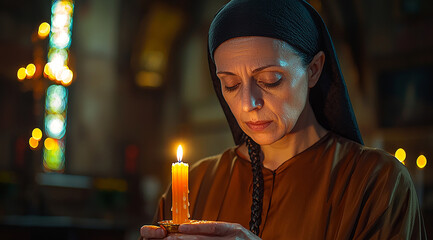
[246,136,264,236]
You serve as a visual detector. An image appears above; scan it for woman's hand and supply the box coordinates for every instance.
[140,221,260,239]
[168,221,261,239]
[140,225,167,239]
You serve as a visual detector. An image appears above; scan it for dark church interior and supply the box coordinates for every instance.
[0,0,432,239]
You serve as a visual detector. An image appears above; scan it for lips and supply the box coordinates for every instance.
[245,121,272,131]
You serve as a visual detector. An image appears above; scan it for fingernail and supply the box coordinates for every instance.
[157,228,165,235]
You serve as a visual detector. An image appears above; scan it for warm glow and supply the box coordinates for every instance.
[44,63,57,80]
[135,71,163,88]
[44,138,57,150]
[26,63,36,78]
[32,128,43,141]
[17,67,26,80]
[29,137,39,149]
[395,148,406,162]
[60,68,73,86]
[177,145,183,162]
[417,155,427,169]
[38,22,50,38]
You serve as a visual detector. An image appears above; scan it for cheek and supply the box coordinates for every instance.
[222,92,240,118]
[275,82,308,127]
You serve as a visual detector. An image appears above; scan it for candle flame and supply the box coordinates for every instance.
[177,145,183,162]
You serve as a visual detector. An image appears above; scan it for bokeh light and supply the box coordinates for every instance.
[52,0,74,15]
[417,155,427,169]
[26,63,36,78]
[48,49,68,65]
[51,32,71,49]
[29,137,39,149]
[17,67,26,80]
[44,0,74,172]
[44,138,58,151]
[52,13,70,29]
[60,68,73,85]
[32,128,43,141]
[38,22,50,39]
[45,114,66,139]
[46,85,68,113]
[395,148,406,163]
[43,143,65,171]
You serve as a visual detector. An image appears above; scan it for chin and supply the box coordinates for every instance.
[247,132,280,146]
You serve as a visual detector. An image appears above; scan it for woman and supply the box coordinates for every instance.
[141,0,426,239]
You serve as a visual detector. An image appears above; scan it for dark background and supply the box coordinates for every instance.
[0,0,432,239]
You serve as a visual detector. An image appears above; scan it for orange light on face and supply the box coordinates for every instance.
[17,67,26,80]
[29,137,39,149]
[32,128,43,141]
[26,63,36,78]
[38,22,50,39]
[417,155,427,169]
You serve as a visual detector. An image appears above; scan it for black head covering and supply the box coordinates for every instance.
[208,0,363,145]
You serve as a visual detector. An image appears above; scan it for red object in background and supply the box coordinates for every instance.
[15,137,26,167]
[125,144,139,174]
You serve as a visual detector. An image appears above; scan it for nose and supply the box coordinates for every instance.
[241,83,263,112]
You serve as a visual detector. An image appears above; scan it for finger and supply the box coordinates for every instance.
[140,225,167,239]
[178,221,240,236]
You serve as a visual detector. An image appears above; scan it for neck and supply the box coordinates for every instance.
[237,102,328,171]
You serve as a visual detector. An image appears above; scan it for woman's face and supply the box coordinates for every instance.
[214,36,310,146]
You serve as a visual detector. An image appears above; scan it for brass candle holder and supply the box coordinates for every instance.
[157,220,205,234]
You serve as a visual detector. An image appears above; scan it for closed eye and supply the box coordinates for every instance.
[261,78,282,88]
[255,72,283,89]
[224,83,240,92]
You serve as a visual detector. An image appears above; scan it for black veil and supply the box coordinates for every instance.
[208,0,363,145]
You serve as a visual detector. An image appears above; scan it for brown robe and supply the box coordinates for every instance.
[155,132,427,239]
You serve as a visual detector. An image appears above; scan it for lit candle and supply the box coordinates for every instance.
[172,145,189,224]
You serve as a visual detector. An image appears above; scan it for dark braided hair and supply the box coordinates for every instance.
[245,136,264,236]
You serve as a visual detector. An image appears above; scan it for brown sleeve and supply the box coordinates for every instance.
[352,154,427,239]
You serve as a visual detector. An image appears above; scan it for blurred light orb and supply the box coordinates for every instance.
[46,93,66,113]
[32,128,43,141]
[48,49,68,65]
[395,148,406,162]
[52,13,70,29]
[44,138,58,150]
[52,1,74,15]
[17,67,26,80]
[43,146,65,171]
[38,22,50,38]
[60,68,73,86]
[47,84,67,99]
[417,155,427,169]
[29,137,39,149]
[51,32,71,49]
[26,63,36,78]
[45,114,66,139]
[47,62,63,80]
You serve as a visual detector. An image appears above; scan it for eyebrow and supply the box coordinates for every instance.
[216,65,278,75]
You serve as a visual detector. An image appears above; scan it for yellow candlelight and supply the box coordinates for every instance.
[172,145,189,224]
